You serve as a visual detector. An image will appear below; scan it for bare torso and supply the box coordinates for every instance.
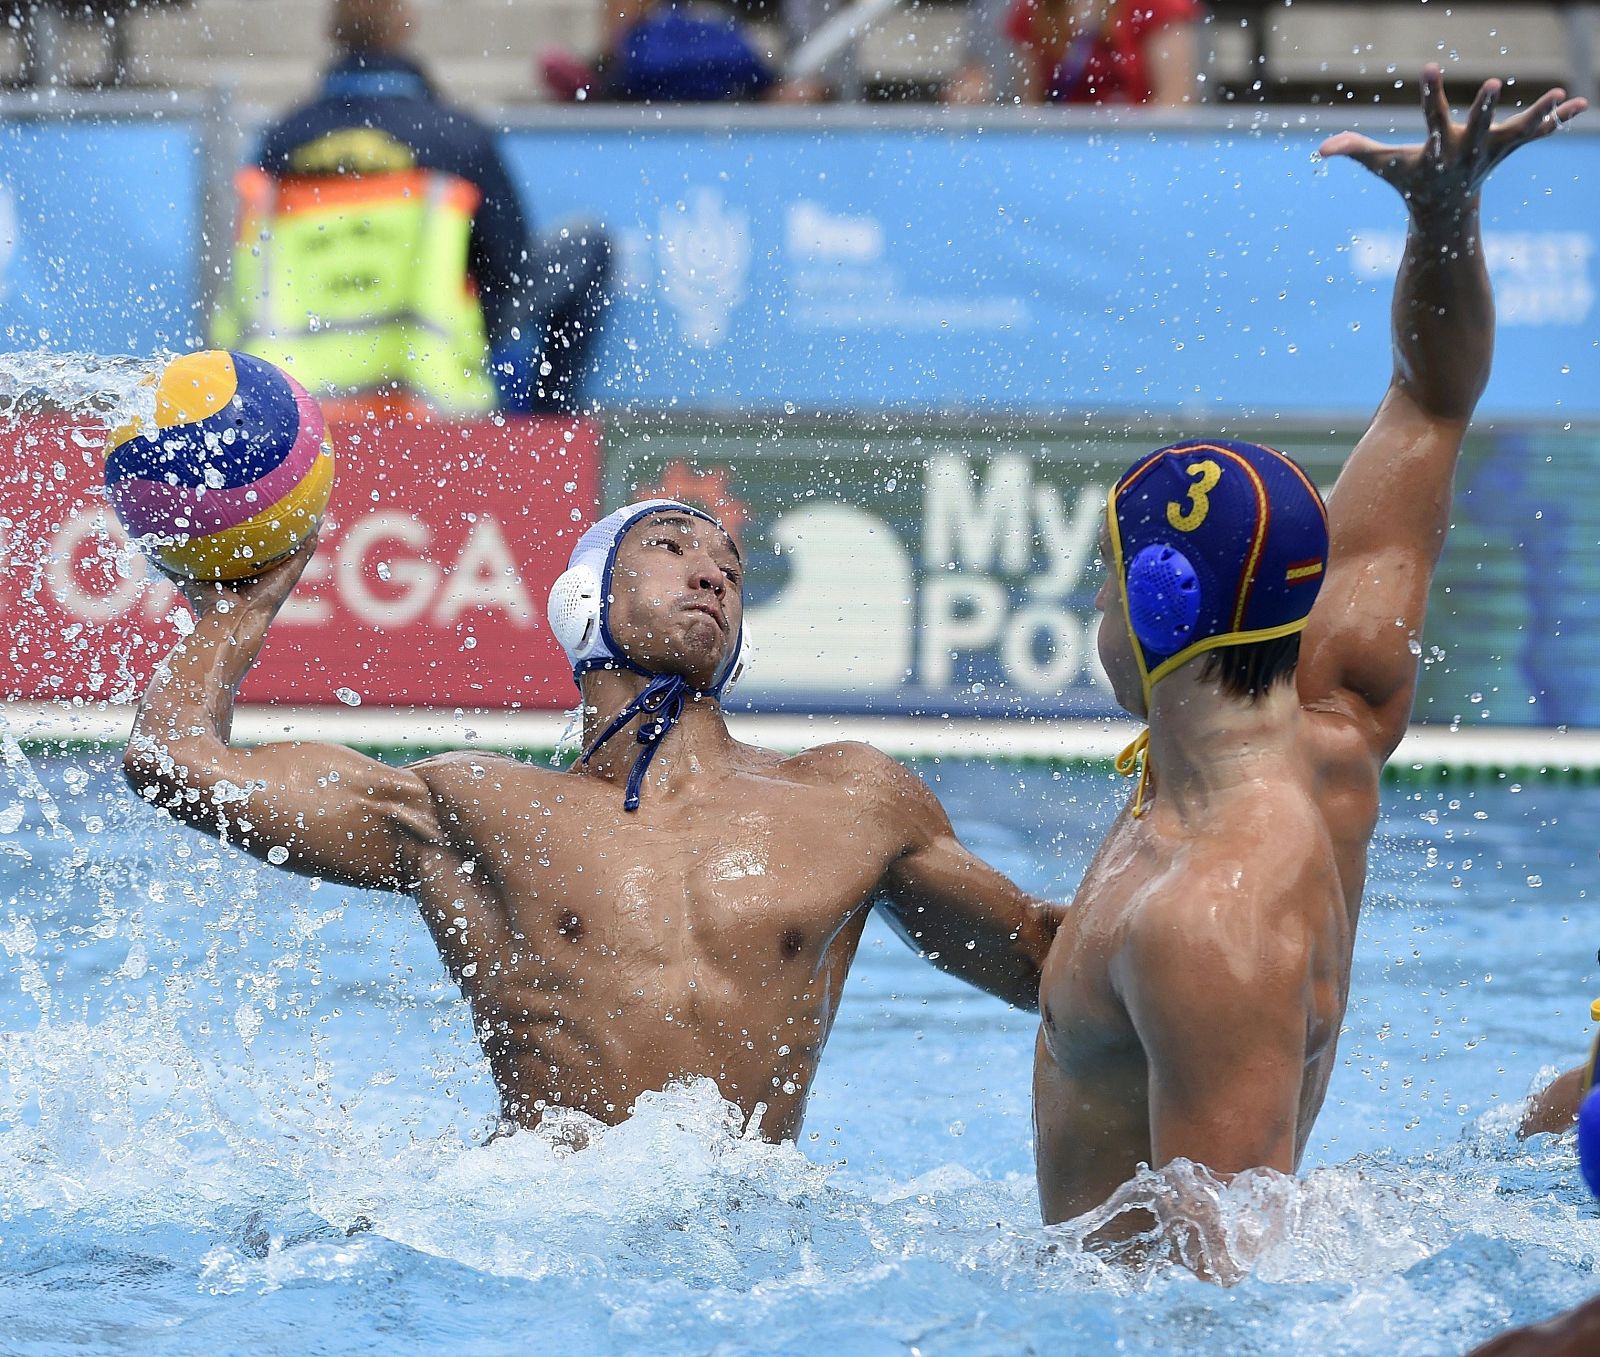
[412,741,917,1139]
[1034,707,1381,1221]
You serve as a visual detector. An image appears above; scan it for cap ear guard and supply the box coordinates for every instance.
[548,563,604,663]
[1126,544,1202,657]
[720,620,754,696]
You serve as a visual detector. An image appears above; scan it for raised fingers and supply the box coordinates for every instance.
[1523,91,1587,145]
[1491,84,1568,143]
[1463,77,1502,155]
[1317,131,1409,184]
[1420,63,1451,143]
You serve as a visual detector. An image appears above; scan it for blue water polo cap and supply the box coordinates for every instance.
[545,499,747,810]
[1108,439,1329,703]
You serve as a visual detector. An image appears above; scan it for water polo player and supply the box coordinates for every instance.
[124,498,1061,1139]
[1032,67,1586,1262]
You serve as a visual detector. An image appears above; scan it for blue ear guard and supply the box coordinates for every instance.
[1578,1090,1600,1197]
[1126,544,1202,657]
[1580,998,1600,1197]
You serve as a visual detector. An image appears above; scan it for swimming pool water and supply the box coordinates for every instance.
[1,745,1596,1355]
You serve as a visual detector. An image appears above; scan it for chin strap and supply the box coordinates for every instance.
[579,673,693,812]
[1115,727,1153,819]
[1584,998,1600,1095]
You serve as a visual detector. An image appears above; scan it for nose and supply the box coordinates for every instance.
[689,552,724,597]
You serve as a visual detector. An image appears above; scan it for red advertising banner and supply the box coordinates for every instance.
[2,412,601,709]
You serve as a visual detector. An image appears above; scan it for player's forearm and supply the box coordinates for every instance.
[124,600,273,805]
[882,894,1057,1010]
[1390,198,1493,422]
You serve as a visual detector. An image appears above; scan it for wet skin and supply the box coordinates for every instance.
[125,513,1057,1139]
[1034,69,1589,1231]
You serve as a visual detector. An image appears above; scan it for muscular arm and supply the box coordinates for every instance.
[1090,907,1316,1283]
[1468,1296,1600,1357]
[1123,913,1312,1180]
[1300,70,1586,757]
[869,754,1061,1010]
[123,548,444,892]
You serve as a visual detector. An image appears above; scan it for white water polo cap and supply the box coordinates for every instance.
[547,499,751,810]
[547,499,748,690]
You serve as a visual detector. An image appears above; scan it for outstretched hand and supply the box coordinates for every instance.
[1319,64,1587,214]
[173,533,319,622]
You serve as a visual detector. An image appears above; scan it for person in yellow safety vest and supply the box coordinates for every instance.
[216,168,500,417]
[217,0,609,416]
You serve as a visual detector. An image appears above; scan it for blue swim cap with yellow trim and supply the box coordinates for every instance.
[1108,439,1329,705]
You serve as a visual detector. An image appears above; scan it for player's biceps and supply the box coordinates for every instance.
[1149,1071,1296,1173]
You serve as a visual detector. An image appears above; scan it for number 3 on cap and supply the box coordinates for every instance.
[1167,460,1222,533]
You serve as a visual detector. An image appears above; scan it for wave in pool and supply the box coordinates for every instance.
[2,995,1594,1357]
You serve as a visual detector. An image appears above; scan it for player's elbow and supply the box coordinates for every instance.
[122,736,172,803]
[1007,902,1062,1009]
[122,733,214,824]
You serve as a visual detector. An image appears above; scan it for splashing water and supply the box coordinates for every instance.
[1,751,1597,1355]
[0,351,161,428]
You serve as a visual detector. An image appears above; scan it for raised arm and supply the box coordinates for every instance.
[123,543,445,892]
[870,754,1061,1011]
[1298,68,1586,756]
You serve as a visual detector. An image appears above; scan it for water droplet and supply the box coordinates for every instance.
[266,845,290,865]
[335,687,362,707]
[1407,638,1422,656]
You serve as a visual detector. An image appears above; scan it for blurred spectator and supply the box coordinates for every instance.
[221,0,608,415]
[542,0,778,103]
[944,0,1022,103]
[997,0,1201,105]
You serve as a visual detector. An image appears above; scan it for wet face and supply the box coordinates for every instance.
[606,513,744,690]
[1094,516,1147,719]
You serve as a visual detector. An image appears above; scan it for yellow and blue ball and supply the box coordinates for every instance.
[105,349,335,582]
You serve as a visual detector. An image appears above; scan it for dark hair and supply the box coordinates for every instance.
[1198,632,1301,703]
[330,0,407,56]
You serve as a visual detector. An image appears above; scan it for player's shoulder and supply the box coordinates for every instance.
[1126,803,1332,967]
[774,741,946,836]
[781,740,923,793]
[407,749,564,803]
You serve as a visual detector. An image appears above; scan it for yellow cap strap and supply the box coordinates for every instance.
[1116,728,1153,819]
[1585,998,1600,1095]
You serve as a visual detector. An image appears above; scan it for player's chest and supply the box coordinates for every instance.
[500,795,892,950]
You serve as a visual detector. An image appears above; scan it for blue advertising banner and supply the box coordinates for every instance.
[0,117,203,354]
[507,121,1599,419]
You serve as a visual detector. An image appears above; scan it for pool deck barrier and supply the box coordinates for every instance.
[7,702,1600,781]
